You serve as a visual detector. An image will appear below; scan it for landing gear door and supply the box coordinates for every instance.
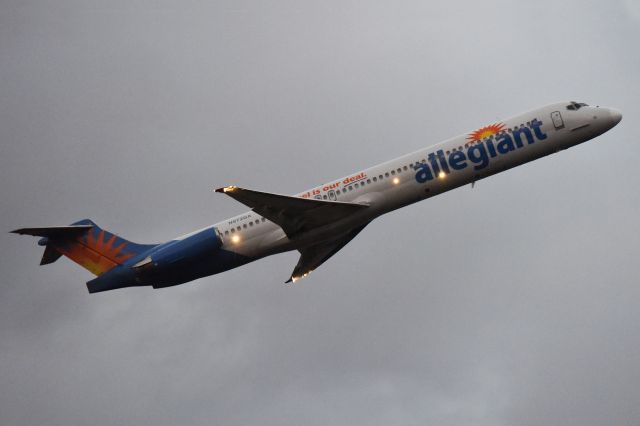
[551,111,565,130]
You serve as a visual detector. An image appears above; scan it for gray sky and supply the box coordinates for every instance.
[2,1,639,425]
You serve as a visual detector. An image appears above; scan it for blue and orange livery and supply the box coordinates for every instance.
[50,220,152,275]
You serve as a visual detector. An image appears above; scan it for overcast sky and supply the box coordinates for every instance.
[2,1,639,425]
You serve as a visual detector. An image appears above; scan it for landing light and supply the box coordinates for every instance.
[231,235,241,244]
[291,271,312,283]
[223,186,237,193]
[438,171,446,179]
[392,177,400,185]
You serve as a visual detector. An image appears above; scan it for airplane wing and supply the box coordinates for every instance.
[214,186,369,237]
[286,223,368,283]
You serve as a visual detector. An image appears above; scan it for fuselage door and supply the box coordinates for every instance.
[551,111,565,130]
[328,190,337,201]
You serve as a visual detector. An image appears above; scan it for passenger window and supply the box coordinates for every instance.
[403,166,408,171]
[373,176,377,182]
[323,195,328,200]
[379,175,383,179]
[385,172,390,177]
[367,179,371,184]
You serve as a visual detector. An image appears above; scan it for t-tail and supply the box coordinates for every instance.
[11,219,157,290]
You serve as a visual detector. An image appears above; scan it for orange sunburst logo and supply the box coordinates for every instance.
[467,123,505,142]
[56,230,135,276]
[85,230,134,264]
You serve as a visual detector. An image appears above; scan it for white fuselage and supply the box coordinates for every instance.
[206,102,620,261]
[14,101,621,293]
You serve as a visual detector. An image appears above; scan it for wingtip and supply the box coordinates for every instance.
[286,273,310,284]
[215,186,239,194]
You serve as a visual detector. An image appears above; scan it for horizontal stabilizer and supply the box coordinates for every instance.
[40,245,63,265]
[11,225,93,239]
[215,186,369,237]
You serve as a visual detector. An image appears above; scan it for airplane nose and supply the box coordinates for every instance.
[608,108,622,126]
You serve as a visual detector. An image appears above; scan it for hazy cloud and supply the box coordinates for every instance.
[1,1,638,425]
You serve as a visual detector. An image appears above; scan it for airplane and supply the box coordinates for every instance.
[12,101,622,293]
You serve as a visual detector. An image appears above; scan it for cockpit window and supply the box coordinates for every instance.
[566,101,589,111]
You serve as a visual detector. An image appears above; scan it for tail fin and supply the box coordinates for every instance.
[12,219,156,276]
